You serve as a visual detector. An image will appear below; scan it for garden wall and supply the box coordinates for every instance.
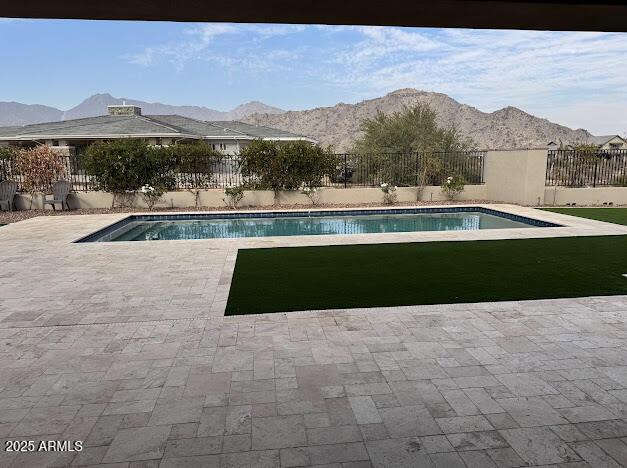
[14,185,489,209]
[543,187,627,206]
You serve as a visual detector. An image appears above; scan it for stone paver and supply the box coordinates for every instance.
[1,207,626,466]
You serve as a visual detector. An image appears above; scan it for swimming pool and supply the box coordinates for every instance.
[77,207,560,242]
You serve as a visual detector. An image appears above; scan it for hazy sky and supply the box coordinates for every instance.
[1,19,626,135]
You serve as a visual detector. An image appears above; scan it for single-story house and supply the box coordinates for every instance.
[548,135,627,151]
[0,104,316,154]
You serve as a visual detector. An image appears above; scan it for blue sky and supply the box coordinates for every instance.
[1,19,626,135]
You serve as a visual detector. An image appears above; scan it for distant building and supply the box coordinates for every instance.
[0,105,316,154]
[548,135,627,151]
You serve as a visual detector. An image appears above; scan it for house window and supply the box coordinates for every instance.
[155,138,162,145]
[212,144,217,150]
[609,143,621,149]
[52,140,59,146]
[220,143,227,151]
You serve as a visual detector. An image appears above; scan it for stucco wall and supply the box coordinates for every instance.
[485,149,547,206]
[14,185,488,210]
[544,186,627,206]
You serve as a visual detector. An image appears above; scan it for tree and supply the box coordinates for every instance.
[352,104,476,196]
[353,104,473,154]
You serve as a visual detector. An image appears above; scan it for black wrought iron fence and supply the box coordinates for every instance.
[546,149,627,187]
[2,151,486,192]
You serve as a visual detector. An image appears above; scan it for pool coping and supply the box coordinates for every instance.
[74,205,562,243]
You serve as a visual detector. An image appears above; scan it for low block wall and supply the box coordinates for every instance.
[544,187,627,206]
[14,185,488,210]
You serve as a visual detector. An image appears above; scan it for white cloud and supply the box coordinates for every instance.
[319,27,627,132]
[125,23,305,70]
[123,23,627,133]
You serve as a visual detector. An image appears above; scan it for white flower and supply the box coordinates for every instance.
[312,188,317,192]
[380,183,388,187]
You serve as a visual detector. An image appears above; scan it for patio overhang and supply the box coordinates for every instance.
[2,1,627,32]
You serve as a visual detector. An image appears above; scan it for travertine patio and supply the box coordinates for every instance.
[1,205,626,467]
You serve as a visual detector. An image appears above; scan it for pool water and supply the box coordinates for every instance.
[87,210,547,242]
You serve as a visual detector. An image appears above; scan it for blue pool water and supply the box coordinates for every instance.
[79,208,558,242]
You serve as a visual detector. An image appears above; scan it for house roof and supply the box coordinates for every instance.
[587,135,626,146]
[547,135,626,148]
[0,114,316,143]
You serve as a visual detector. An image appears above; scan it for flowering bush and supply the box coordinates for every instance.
[301,185,321,205]
[441,175,465,200]
[14,145,68,208]
[380,182,398,204]
[223,184,245,209]
[140,184,165,210]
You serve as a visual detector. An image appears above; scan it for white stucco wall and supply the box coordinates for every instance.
[13,185,488,210]
[485,149,548,206]
[544,186,627,206]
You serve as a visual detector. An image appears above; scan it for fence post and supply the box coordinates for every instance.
[592,159,598,188]
[343,153,348,189]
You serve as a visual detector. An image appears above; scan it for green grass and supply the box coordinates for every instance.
[541,207,627,226]
[225,236,627,315]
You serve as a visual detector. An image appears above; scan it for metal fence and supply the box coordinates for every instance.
[546,149,627,187]
[1,151,486,192]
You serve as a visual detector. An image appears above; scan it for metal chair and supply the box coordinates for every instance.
[0,180,18,212]
[43,180,72,211]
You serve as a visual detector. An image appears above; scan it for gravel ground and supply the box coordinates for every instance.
[0,200,487,225]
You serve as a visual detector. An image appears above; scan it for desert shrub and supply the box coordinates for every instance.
[353,104,474,155]
[239,140,336,202]
[380,183,398,204]
[140,184,164,210]
[14,145,68,207]
[223,185,245,209]
[351,104,476,188]
[441,175,465,200]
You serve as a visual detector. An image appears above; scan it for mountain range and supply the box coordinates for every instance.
[242,89,593,151]
[0,90,596,150]
[0,93,285,127]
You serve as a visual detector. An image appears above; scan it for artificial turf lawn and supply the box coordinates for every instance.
[225,235,627,315]
[541,208,627,226]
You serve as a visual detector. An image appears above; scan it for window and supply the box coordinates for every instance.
[609,143,622,149]
[52,140,59,146]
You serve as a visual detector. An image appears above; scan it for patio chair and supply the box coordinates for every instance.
[42,180,72,211]
[0,180,18,212]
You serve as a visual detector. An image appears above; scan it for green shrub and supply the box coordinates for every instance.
[239,140,337,202]
[170,141,221,189]
[83,140,178,206]
[441,175,465,200]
